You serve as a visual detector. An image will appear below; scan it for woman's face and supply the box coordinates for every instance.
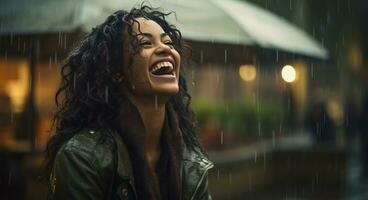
[123,17,181,97]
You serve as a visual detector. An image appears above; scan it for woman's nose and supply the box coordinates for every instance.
[155,43,172,55]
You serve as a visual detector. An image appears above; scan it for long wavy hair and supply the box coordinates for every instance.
[44,4,203,200]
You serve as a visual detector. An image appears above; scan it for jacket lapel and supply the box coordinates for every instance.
[181,146,214,200]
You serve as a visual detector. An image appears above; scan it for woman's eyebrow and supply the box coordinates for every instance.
[136,32,170,38]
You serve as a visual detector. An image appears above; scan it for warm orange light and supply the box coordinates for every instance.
[239,65,256,82]
[5,61,29,113]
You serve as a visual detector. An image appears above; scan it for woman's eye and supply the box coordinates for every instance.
[139,41,152,46]
[164,41,174,46]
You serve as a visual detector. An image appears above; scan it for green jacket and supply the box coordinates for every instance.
[49,129,214,200]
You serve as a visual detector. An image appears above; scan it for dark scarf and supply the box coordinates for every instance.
[116,101,182,200]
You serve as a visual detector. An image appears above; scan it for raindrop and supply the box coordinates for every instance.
[105,86,109,102]
[254,151,257,163]
[216,72,220,85]
[220,130,224,145]
[272,131,276,147]
[258,121,261,136]
[289,0,292,10]
[276,49,279,62]
[58,32,62,46]
[279,123,282,133]
[154,95,158,110]
[315,173,319,184]
[49,56,52,69]
[263,152,266,170]
[191,81,195,86]
[224,49,227,64]
[54,52,58,64]
[310,63,314,79]
[342,34,345,46]
[200,50,204,64]
[326,12,331,24]
[64,34,67,49]
[217,169,220,180]
[29,75,32,91]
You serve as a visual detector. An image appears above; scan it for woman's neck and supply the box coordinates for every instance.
[127,94,167,169]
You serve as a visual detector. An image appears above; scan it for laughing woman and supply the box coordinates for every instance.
[44,4,213,200]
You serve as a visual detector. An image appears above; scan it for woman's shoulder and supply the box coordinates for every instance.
[50,129,117,199]
[56,129,115,169]
[60,129,113,151]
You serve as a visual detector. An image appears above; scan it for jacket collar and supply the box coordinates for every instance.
[182,145,214,170]
[113,100,213,180]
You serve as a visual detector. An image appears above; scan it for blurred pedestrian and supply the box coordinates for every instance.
[306,101,336,145]
[344,95,360,145]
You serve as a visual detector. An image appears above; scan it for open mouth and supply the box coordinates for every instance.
[150,61,174,76]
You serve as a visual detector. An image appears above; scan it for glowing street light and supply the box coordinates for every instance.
[281,65,296,83]
[239,65,256,82]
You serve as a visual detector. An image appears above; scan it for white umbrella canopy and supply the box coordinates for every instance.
[0,0,328,59]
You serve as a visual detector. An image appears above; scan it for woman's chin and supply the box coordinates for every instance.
[129,84,179,98]
[152,85,179,96]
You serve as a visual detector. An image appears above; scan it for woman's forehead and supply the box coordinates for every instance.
[132,17,166,35]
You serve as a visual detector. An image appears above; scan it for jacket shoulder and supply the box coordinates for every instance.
[182,146,213,169]
[50,129,116,199]
[58,129,115,169]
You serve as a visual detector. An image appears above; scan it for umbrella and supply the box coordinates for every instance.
[0,0,328,59]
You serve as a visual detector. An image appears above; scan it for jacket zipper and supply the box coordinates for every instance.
[190,162,214,200]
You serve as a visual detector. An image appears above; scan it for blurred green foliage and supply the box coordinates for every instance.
[193,100,284,137]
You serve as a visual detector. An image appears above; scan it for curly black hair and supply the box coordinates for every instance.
[43,4,202,200]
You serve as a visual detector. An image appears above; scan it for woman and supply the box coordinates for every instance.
[44,4,213,200]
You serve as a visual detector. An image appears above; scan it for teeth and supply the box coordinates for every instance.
[151,61,174,73]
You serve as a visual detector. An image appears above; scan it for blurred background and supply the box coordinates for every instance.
[0,0,368,199]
